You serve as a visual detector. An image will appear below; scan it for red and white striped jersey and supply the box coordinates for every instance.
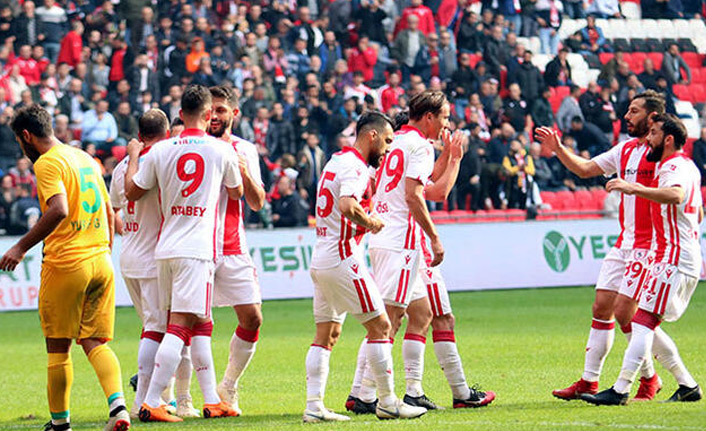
[592,138,656,250]
[368,125,435,252]
[311,147,370,269]
[651,153,702,277]
[216,135,263,256]
[110,146,160,279]
[132,129,242,261]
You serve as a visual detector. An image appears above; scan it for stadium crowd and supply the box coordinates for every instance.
[1,0,706,234]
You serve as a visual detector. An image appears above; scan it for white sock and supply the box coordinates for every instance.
[161,377,175,403]
[653,327,698,388]
[222,327,258,389]
[135,337,160,409]
[191,335,220,404]
[615,322,654,394]
[349,338,368,398]
[432,331,470,400]
[144,332,186,408]
[175,345,193,401]
[402,334,426,397]
[582,319,615,382]
[367,339,396,407]
[359,362,378,403]
[305,345,330,411]
[624,325,656,379]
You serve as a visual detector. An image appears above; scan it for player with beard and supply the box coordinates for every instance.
[537,90,694,401]
[206,85,267,415]
[582,114,702,405]
[304,111,427,422]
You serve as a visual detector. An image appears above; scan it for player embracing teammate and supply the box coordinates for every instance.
[537,90,701,402]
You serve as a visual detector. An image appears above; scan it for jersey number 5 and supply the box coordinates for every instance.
[317,171,336,218]
[177,153,205,197]
[80,167,102,213]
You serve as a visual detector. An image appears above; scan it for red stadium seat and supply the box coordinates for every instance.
[590,188,608,210]
[690,84,706,104]
[574,190,594,210]
[647,52,664,71]
[682,52,703,69]
[540,191,557,209]
[599,53,614,64]
[631,53,647,74]
[555,191,579,210]
[672,84,691,102]
[555,86,570,100]
[690,68,702,84]
[684,138,696,158]
[111,146,127,162]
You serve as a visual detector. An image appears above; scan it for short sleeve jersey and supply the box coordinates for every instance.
[34,143,111,269]
[311,147,370,269]
[216,135,263,256]
[651,154,702,277]
[132,129,242,261]
[110,146,160,278]
[368,125,434,252]
[592,138,656,250]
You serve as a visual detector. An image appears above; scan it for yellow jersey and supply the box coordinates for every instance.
[34,143,111,269]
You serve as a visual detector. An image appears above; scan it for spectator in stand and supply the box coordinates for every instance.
[456,123,484,211]
[511,50,544,105]
[564,0,587,18]
[318,31,341,76]
[114,101,138,145]
[6,182,40,235]
[57,78,88,130]
[480,77,503,121]
[8,157,36,197]
[438,29,457,81]
[53,114,73,144]
[642,0,685,19]
[287,38,312,80]
[127,53,160,105]
[0,107,20,173]
[125,6,155,49]
[35,0,68,63]
[268,102,297,160]
[503,83,531,136]
[578,15,611,55]
[108,79,134,112]
[594,86,618,142]
[12,1,44,50]
[535,0,563,55]
[413,32,443,83]
[451,53,479,116]
[57,20,83,68]
[8,69,30,106]
[13,44,41,86]
[108,36,130,89]
[272,175,308,228]
[483,25,510,78]
[568,115,611,156]
[395,0,436,36]
[348,36,378,84]
[0,174,14,232]
[185,37,209,74]
[544,47,572,87]
[503,138,535,209]
[297,132,326,209]
[692,127,706,185]
[520,0,538,37]
[597,49,623,85]
[638,58,661,91]
[586,0,622,18]
[457,10,484,55]
[344,71,375,104]
[556,84,583,132]
[356,0,388,45]
[532,87,556,127]
[36,73,58,112]
[617,73,645,104]
[392,14,426,83]
[531,141,563,192]
[379,71,405,113]
[579,81,601,120]
[81,99,119,154]
[484,122,516,208]
[32,45,50,74]
[663,43,692,85]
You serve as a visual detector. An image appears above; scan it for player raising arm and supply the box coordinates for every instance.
[0,105,129,431]
[582,114,702,405]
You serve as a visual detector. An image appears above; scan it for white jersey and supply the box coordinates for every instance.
[369,125,434,252]
[651,153,702,278]
[132,128,242,261]
[109,147,161,278]
[592,138,656,250]
[216,135,263,256]
[311,147,370,269]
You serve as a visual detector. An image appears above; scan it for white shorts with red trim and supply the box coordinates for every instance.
[370,248,426,307]
[639,263,697,322]
[157,258,214,319]
[310,256,383,324]
[213,254,261,307]
[124,276,167,333]
[419,264,452,317]
[596,247,653,299]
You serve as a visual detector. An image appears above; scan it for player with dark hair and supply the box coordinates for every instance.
[125,84,243,422]
[304,111,427,422]
[538,90,693,401]
[110,109,171,419]
[207,85,267,415]
[583,114,702,405]
[1,104,129,431]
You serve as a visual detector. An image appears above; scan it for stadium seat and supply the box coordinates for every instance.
[599,53,614,64]
[590,188,608,211]
[626,20,645,38]
[684,138,696,157]
[647,52,664,70]
[672,84,691,102]
[555,191,578,210]
[682,52,703,68]
[539,191,557,209]
[574,190,594,210]
[533,54,553,72]
[621,2,641,19]
[111,146,127,162]
[675,19,692,39]
[690,84,706,104]
[656,20,677,39]
[505,209,526,222]
[693,68,706,84]
[689,19,706,38]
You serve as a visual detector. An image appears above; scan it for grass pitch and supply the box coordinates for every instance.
[1,285,705,431]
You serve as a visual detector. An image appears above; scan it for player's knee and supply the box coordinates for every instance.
[240,312,263,331]
[432,313,455,331]
[329,328,342,347]
[592,301,613,320]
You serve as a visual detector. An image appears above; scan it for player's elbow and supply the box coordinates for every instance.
[227,184,244,200]
[248,189,266,211]
[338,198,356,219]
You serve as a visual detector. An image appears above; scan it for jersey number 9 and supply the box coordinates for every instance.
[177,153,205,197]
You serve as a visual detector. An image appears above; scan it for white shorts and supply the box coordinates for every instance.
[596,247,652,299]
[419,264,452,317]
[310,256,384,325]
[639,263,698,322]
[213,254,261,307]
[370,248,426,307]
[124,277,167,333]
[157,258,214,319]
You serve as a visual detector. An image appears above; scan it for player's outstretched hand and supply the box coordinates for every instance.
[0,244,25,272]
[606,178,635,195]
[430,236,444,267]
[127,138,145,159]
[368,214,385,234]
[535,127,560,152]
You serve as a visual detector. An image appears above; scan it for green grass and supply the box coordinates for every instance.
[1,285,706,431]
